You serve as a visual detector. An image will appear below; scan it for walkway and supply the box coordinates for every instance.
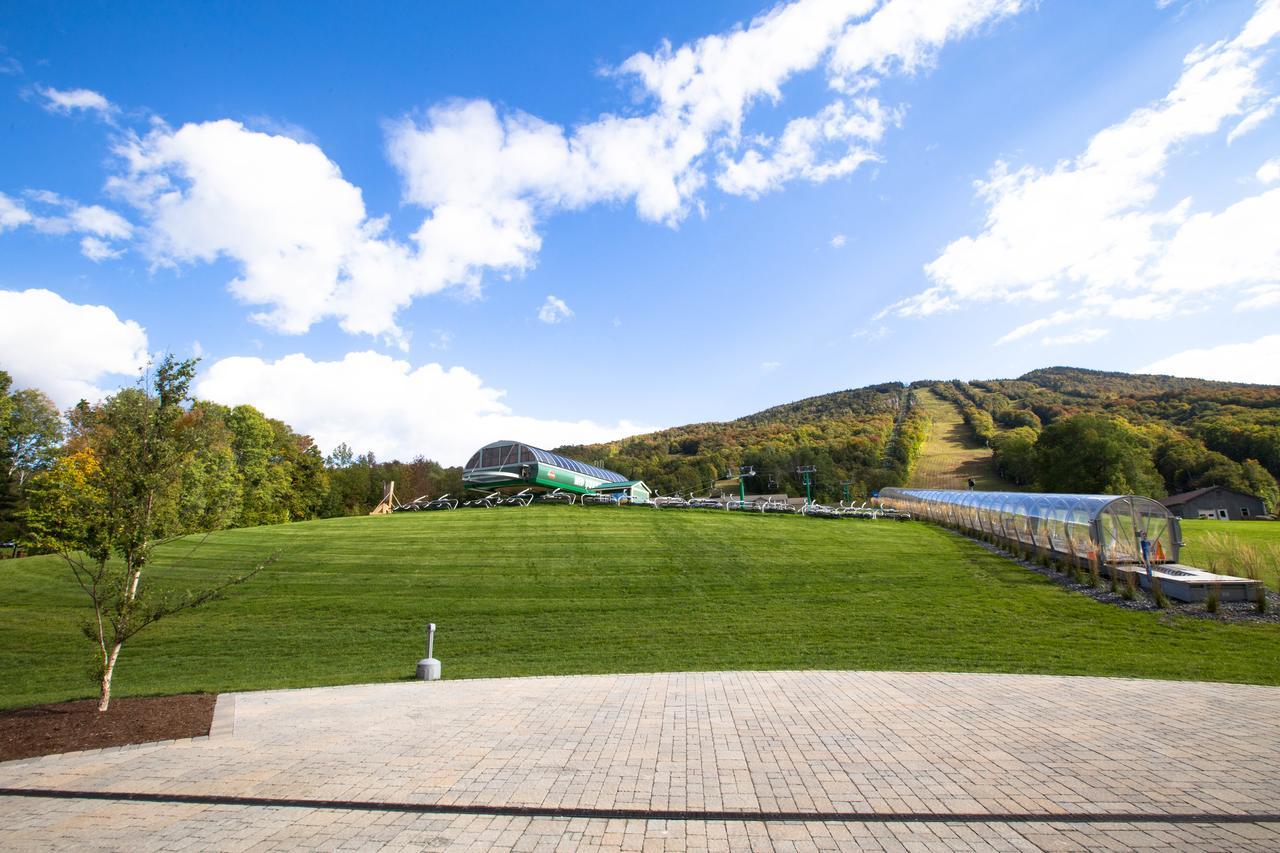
[3,671,1279,850]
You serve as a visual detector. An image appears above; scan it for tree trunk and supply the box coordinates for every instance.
[99,642,123,712]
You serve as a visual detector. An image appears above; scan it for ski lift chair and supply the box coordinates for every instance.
[504,488,535,507]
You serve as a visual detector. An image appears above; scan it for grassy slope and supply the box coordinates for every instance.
[1180,519,1280,589]
[908,388,1013,490]
[2,506,1278,709]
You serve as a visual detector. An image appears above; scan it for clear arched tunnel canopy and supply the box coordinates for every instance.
[879,488,1180,565]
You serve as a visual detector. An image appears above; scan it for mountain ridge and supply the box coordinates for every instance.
[555,366,1280,505]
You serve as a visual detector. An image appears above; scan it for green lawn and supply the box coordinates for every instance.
[2,505,1279,709]
[1180,518,1280,590]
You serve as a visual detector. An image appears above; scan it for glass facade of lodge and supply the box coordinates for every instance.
[879,488,1182,565]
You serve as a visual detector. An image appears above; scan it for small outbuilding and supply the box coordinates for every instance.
[592,480,651,504]
[1159,486,1267,521]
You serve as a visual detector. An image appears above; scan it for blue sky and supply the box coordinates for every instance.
[1,0,1278,464]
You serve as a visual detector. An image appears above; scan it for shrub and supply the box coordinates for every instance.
[1152,577,1169,609]
[1205,582,1220,614]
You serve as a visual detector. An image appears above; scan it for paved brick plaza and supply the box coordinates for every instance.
[2,670,1278,850]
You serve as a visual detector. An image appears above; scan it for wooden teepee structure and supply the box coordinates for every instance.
[369,481,398,515]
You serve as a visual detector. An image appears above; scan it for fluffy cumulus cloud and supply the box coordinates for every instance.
[196,351,648,464]
[108,119,424,341]
[884,0,1280,339]
[0,289,149,406]
[1141,334,1280,384]
[83,0,1025,343]
[536,295,573,324]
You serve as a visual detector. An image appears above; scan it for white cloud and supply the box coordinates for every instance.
[537,294,573,324]
[69,204,133,239]
[276,0,1022,338]
[196,351,648,465]
[0,289,149,406]
[885,0,1280,332]
[850,323,889,341]
[79,236,123,261]
[828,0,1025,91]
[995,309,1087,344]
[1228,95,1279,142]
[110,119,420,342]
[1141,334,1280,384]
[0,192,33,231]
[761,360,782,371]
[830,233,847,247]
[37,85,116,118]
[717,98,890,197]
[0,191,134,260]
[1235,284,1280,310]
[1142,187,1280,297]
[11,0,1025,343]
[1041,327,1109,346]
[1259,156,1280,184]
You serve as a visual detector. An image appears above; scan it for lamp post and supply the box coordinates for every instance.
[796,465,817,506]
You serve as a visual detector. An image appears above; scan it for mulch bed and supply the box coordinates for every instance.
[0,693,217,762]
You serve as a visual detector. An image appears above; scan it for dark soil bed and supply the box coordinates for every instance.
[0,693,216,762]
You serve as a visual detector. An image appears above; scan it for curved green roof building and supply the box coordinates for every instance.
[463,440,632,496]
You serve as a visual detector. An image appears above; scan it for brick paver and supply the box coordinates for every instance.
[2,671,1278,850]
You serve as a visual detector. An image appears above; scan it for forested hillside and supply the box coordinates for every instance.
[561,367,1280,510]
[556,383,931,503]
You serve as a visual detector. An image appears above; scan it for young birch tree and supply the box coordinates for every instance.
[26,356,270,711]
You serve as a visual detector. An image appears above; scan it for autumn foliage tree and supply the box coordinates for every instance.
[25,356,270,711]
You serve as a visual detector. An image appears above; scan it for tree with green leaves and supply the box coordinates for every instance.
[6,387,63,489]
[1,372,65,542]
[992,427,1038,486]
[0,371,16,542]
[1036,414,1166,497]
[24,356,270,711]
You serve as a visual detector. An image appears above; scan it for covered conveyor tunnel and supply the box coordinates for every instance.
[879,488,1181,565]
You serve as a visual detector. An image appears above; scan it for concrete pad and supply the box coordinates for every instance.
[2,671,1279,850]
